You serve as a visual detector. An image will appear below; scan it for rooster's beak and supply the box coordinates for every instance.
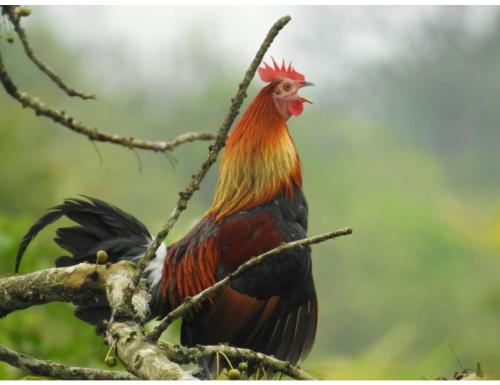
[300,82,313,104]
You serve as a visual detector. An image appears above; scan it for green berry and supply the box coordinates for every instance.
[104,355,117,367]
[16,6,32,17]
[238,362,248,371]
[227,368,241,380]
[96,250,108,264]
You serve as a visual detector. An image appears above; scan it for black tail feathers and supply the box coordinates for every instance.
[15,196,152,273]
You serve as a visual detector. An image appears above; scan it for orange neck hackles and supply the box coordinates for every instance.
[207,84,302,221]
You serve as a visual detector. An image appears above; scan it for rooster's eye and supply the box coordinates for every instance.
[283,83,291,91]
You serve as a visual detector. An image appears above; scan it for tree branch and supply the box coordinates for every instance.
[107,321,195,380]
[146,227,353,342]
[0,41,215,152]
[0,263,107,318]
[0,259,321,380]
[132,14,293,293]
[0,262,195,379]
[161,342,315,380]
[0,258,322,380]
[0,343,137,380]
[103,261,195,380]
[2,5,95,100]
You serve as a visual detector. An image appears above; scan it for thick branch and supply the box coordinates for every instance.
[103,260,150,322]
[0,263,107,318]
[0,46,215,152]
[0,343,137,380]
[133,14,292,290]
[3,5,95,100]
[0,262,194,379]
[108,322,194,380]
[0,258,318,380]
[161,342,315,380]
[103,262,194,380]
[147,227,353,342]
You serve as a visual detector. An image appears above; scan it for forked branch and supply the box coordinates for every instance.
[0,260,316,380]
[0,48,216,152]
[103,262,195,380]
[0,6,216,153]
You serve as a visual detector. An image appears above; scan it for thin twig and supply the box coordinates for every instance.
[448,343,464,370]
[132,14,293,296]
[89,139,103,165]
[0,343,137,380]
[147,227,353,342]
[160,342,316,380]
[131,147,143,174]
[3,5,95,100]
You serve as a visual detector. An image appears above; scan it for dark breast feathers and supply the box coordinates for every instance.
[158,185,317,365]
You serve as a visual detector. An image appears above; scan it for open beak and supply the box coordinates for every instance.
[300,81,314,104]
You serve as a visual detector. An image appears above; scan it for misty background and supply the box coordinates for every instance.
[1,6,499,379]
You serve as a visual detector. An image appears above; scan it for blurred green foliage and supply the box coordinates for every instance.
[1,7,500,380]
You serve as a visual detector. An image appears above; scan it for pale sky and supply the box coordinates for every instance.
[31,6,497,97]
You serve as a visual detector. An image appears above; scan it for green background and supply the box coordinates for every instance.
[1,6,499,379]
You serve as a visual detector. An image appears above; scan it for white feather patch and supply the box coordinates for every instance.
[144,241,167,289]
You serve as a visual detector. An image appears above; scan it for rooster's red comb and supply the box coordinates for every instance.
[258,58,305,83]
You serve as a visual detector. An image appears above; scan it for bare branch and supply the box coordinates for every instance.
[147,227,353,342]
[0,262,195,379]
[103,260,150,322]
[161,342,315,380]
[0,343,137,380]
[107,322,195,380]
[0,42,216,153]
[0,261,151,322]
[132,14,293,294]
[3,5,95,100]
[0,263,107,318]
[103,262,195,380]
[0,49,216,152]
[152,131,217,151]
[0,258,321,380]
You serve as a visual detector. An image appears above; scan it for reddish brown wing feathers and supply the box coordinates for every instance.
[209,209,317,364]
[188,287,279,345]
[217,211,284,273]
[160,191,317,365]
[159,211,283,309]
[178,211,286,348]
[160,218,219,309]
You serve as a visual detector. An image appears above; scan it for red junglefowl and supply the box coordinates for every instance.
[15,58,316,369]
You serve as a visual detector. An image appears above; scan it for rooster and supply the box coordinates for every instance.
[15,59,317,368]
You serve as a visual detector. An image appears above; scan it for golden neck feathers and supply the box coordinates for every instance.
[207,85,302,221]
